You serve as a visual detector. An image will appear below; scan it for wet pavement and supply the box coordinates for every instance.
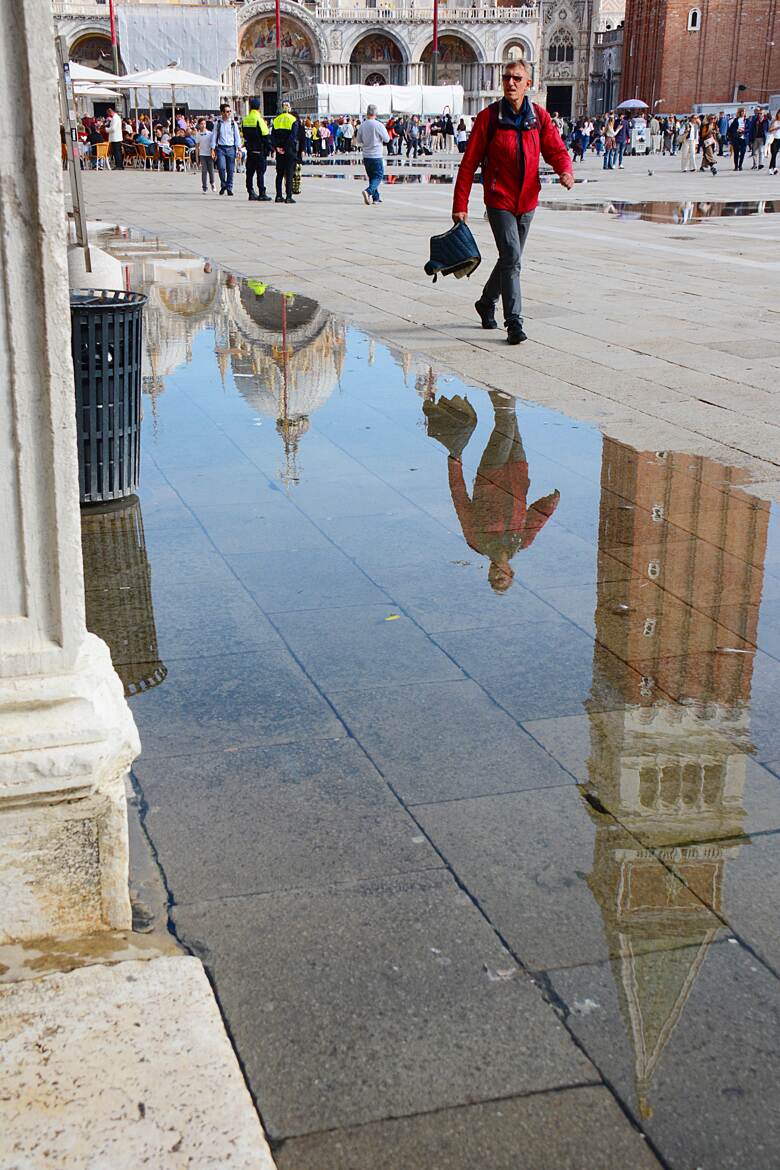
[80,226,780,1168]
[544,198,779,223]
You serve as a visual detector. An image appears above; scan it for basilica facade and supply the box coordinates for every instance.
[52,0,620,118]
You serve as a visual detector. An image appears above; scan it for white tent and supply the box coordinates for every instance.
[296,84,464,118]
[119,66,223,125]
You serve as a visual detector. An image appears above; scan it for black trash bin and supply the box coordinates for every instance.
[70,289,147,504]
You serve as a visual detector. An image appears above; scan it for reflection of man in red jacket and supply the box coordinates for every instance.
[452,59,573,345]
[424,391,560,592]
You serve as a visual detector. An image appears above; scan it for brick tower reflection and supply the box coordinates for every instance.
[584,441,770,1118]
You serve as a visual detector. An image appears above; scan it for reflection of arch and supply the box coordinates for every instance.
[350,33,403,64]
[548,27,575,63]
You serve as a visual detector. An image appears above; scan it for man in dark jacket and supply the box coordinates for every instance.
[242,99,272,201]
[272,102,303,203]
[452,59,573,344]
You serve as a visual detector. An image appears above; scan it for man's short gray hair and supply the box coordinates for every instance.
[366,104,377,116]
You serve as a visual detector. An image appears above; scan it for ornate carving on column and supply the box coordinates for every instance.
[0,0,140,941]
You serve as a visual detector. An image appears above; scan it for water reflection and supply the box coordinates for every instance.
[423,391,559,592]
[547,199,777,223]
[583,440,770,1119]
[81,497,166,697]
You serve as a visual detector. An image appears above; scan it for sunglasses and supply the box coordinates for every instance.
[502,74,526,84]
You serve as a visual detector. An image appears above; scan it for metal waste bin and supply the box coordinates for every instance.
[70,289,147,503]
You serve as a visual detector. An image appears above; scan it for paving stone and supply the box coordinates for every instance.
[329,678,574,803]
[190,500,332,554]
[128,648,345,757]
[550,940,780,1170]
[173,870,597,1139]
[135,739,439,903]
[415,786,720,971]
[227,547,389,612]
[271,604,465,690]
[275,1085,662,1170]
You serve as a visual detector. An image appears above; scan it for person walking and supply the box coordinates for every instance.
[356,104,389,204]
[242,99,272,201]
[649,113,661,154]
[603,114,617,169]
[272,102,302,203]
[211,103,240,195]
[196,118,215,192]
[615,115,629,168]
[581,116,594,156]
[452,57,573,345]
[728,108,748,170]
[700,117,719,175]
[748,107,768,169]
[106,107,124,170]
[768,109,780,174]
[443,113,455,151]
[717,110,729,156]
[342,116,354,153]
[456,118,468,153]
[406,116,421,159]
[679,116,700,172]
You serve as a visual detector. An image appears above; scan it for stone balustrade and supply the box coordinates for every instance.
[314,6,538,21]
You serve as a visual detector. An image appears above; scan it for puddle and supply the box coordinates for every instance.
[541,198,778,223]
[81,223,780,1155]
[303,170,591,186]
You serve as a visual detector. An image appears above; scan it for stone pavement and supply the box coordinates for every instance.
[69,151,780,1169]
[82,149,780,493]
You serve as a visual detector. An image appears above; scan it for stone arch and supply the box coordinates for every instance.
[496,34,535,65]
[238,1,328,65]
[417,31,483,92]
[247,61,304,98]
[67,28,121,73]
[346,29,408,85]
[342,27,410,67]
[411,28,484,66]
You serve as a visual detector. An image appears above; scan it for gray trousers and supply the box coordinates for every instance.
[482,208,535,327]
[200,156,215,190]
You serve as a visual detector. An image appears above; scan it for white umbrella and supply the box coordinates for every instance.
[74,84,123,100]
[617,99,649,110]
[68,61,118,84]
[119,66,223,127]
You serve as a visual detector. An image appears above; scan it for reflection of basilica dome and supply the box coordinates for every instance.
[226,285,346,484]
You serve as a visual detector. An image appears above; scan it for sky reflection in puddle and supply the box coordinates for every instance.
[81,225,780,1157]
[544,198,778,223]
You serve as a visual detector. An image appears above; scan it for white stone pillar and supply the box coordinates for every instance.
[0,0,140,942]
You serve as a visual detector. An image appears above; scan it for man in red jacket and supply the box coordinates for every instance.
[452,59,574,344]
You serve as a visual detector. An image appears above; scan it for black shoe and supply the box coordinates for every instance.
[258,193,272,201]
[507,321,527,345]
[248,192,258,201]
[475,299,498,330]
[227,190,234,196]
[219,188,226,195]
[285,196,296,204]
[275,195,284,203]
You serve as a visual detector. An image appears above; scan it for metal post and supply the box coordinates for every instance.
[275,0,283,113]
[431,0,439,86]
[108,0,120,75]
[55,37,91,273]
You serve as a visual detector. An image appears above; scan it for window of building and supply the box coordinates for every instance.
[548,28,574,63]
[687,7,701,30]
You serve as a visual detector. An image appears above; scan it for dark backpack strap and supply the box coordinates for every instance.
[480,101,501,172]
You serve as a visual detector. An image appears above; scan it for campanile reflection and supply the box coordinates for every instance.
[584,440,770,1118]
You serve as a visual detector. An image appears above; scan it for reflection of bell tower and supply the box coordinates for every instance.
[81,498,167,697]
[585,439,770,1118]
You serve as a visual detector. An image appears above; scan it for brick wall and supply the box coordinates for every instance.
[622,0,779,111]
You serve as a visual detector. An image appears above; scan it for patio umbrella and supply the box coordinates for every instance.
[68,61,118,84]
[119,66,223,127]
[617,99,649,110]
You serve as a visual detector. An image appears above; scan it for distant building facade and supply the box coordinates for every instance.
[52,0,545,115]
[621,0,780,112]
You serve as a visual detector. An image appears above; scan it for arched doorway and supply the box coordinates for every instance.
[349,34,405,85]
[69,32,119,74]
[421,35,480,92]
[253,65,299,116]
[240,14,318,113]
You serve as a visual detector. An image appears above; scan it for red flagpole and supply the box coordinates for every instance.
[431,0,439,85]
[275,0,283,113]
[108,0,120,75]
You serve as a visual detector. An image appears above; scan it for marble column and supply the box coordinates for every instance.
[0,0,140,942]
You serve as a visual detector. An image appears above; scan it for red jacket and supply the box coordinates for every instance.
[448,458,559,563]
[453,101,572,217]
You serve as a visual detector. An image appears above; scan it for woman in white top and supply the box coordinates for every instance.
[768,110,780,174]
[456,119,468,153]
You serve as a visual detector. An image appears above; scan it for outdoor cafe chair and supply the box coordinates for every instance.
[94,141,110,171]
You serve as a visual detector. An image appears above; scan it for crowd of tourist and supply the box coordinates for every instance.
[557,106,780,174]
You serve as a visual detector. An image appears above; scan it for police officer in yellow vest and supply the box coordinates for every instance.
[272,102,303,204]
[242,98,272,202]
